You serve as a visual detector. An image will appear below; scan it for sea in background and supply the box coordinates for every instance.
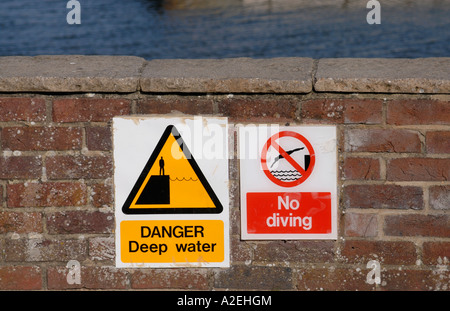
[0,0,449,59]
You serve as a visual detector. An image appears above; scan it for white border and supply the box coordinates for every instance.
[113,116,230,268]
[238,125,338,240]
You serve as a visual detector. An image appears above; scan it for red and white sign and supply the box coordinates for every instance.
[238,125,337,240]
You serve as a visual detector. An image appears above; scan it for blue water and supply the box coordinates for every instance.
[0,0,448,59]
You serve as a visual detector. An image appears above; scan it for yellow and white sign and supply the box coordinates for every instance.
[113,116,229,268]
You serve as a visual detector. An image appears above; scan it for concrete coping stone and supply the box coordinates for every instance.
[0,55,448,94]
[315,58,450,94]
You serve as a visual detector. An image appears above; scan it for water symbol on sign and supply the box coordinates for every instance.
[269,146,310,182]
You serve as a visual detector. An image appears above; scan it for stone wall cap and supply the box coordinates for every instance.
[315,58,450,94]
[0,56,448,94]
[140,57,314,93]
[0,55,146,93]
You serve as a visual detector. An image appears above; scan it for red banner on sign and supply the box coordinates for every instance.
[246,192,332,234]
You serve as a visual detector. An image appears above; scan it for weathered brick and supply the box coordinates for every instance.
[0,212,42,233]
[5,238,87,262]
[46,155,112,179]
[297,267,374,291]
[2,127,82,151]
[429,185,450,210]
[47,266,127,290]
[46,211,114,234]
[214,265,293,290]
[427,131,450,154]
[342,157,380,180]
[344,212,378,237]
[343,184,423,210]
[7,182,87,207]
[131,269,209,290]
[86,126,112,151]
[0,98,46,122]
[0,156,42,179]
[381,269,448,291]
[422,242,450,266]
[230,235,252,263]
[217,98,298,122]
[387,100,450,125]
[89,237,115,261]
[345,128,421,153]
[384,214,450,237]
[340,240,417,265]
[253,241,335,263]
[387,158,450,181]
[53,98,131,122]
[90,183,113,208]
[301,99,382,124]
[136,97,214,115]
[0,266,42,290]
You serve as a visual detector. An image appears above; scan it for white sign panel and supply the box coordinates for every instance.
[114,116,229,268]
[238,125,337,240]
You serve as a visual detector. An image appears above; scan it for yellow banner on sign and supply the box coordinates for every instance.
[120,220,224,264]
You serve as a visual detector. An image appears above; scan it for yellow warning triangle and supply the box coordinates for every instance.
[122,125,223,214]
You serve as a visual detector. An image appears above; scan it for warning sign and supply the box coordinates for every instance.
[122,125,223,214]
[114,116,229,268]
[238,125,337,240]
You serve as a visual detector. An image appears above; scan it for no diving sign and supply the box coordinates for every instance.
[238,125,337,240]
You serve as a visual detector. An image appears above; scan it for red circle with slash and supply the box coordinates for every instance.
[261,131,315,187]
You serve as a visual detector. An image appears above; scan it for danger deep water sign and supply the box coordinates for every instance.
[238,125,337,240]
[113,116,229,268]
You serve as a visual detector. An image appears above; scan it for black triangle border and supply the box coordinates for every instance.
[121,125,224,214]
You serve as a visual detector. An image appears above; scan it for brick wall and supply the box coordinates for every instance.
[0,56,448,291]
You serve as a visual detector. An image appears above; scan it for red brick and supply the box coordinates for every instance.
[381,269,448,291]
[213,265,293,290]
[131,269,210,290]
[46,211,114,234]
[136,97,214,115]
[0,212,43,233]
[0,266,42,290]
[387,158,450,181]
[0,156,42,179]
[342,157,380,180]
[86,126,112,151]
[344,212,378,237]
[0,98,46,122]
[217,98,299,122]
[429,185,450,210]
[2,127,82,151]
[343,184,423,210]
[297,267,374,291]
[422,242,450,265]
[7,182,87,207]
[384,214,450,237]
[230,235,252,262]
[340,240,417,265]
[427,131,450,154]
[301,99,382,124]
[387,100,450,125]
[253,241,335,263]
[48,266,127,289]
[52,98,131,122]
[89,237,115,261]
[345,128,421,152]
[90,183,113,208]
[5,238,87,262]
[46,155,112,179]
